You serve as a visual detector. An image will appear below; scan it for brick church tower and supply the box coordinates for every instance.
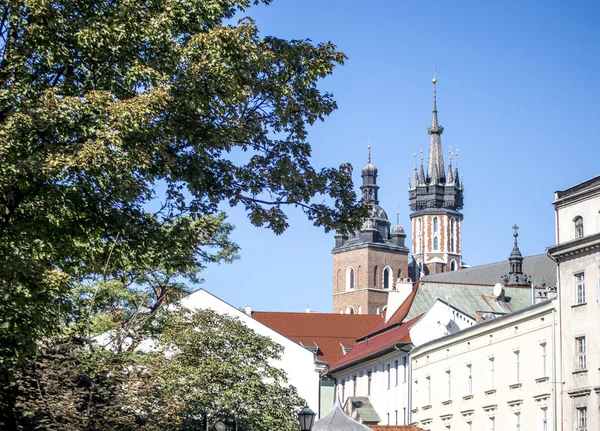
[409,77,464,279]
[332,149,409,315]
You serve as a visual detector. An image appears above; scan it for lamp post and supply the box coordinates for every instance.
[298,404,316,431]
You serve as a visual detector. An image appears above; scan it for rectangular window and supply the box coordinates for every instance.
[466,364,473,395]
[514,351,520,383]
[403,407,406,425]
[575,273,586,304]
[489,417,496,431]
[395,360,399,386]
[387,363,391,389]
[540,407,548,431]
[367,370,372,395]
[353,375,357,396]
[514,412,520,431]
[576,337,587,370]
[446,370,451,400]
[341,379,345,401]
[426,376,431,405]
[540,343,547,377]
[387,413,390,425]
[489,357,495,389]
[395,410,398,425]
[576,406,587,431]
[403,356,408,382]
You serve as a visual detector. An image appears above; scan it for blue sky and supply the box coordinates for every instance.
[200,0,600,312]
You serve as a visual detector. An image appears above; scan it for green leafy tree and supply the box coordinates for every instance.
[0,0,365,426]
[12,309,304,431]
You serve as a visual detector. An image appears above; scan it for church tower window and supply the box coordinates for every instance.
[417,219,423,253]
[347,306,355,314]
[433,217,439,233]
[346,267,355,290]
[450,218,456,252]
[383,267,392,289]
[450,260,457,271]
[434,236,439,251]
[373,265,378,287]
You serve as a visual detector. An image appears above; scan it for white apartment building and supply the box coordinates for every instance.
[548,175,600,431]
[411,299,559,431]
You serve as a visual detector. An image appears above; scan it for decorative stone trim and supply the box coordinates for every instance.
[572,369,588,375]
[462,395,473,401]
[422,404,432,411]
[484,389,496,395]
[535,376,549,383]
[534,393,551,401]
[568,388,591,398]
[442,400,452,406]
[509,383,522,390]
[594,387,600,395]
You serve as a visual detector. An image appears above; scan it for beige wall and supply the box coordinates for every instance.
[553,184,600,431]
[411,300,558,431]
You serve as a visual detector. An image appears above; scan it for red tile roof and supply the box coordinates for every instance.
[329,315,421,373]
[251,312,382,366]
[360,284,420,339]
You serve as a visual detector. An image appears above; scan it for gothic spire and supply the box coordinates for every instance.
[503,225,530,286]
[426,74,445,185]
[418,149,426,185]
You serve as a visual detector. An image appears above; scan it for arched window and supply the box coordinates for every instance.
[373,265,378,287]
[347,306,355,315]
[346,267,355,290]
[575,216,584,239]
[339,309,343,314]
[397,268,402,279]
[434,236,439,251]
[357,265,361,288]
[357,305,362,314]
[336,269,341,291]
[433,217,439,233]
[450,219,456,252]
[450,260,457,271]
[383,267,392,289]
[375,306,380,315]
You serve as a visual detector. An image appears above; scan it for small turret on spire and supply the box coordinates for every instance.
[446,150,454,185]
[419,149,426,185]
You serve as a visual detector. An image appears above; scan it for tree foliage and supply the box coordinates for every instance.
[13,309,302,430]
[0,0,365,426]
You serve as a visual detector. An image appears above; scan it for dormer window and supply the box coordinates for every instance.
[575,216,584,239]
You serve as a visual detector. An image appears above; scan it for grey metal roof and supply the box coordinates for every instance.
[404,282,535,321]
[345,397,381,424]
[403,254,556,322]
[313,402,372,431]
[422,253,556,288]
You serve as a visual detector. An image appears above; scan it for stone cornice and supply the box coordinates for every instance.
[547,232,600,261]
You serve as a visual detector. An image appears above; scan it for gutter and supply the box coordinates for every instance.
[327,342,411,375]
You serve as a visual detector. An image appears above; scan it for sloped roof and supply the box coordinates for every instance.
[345,397,381,424]
[403,281,535,321]
[422,253,556,288]
[329,315,421,373]
[313,402,372,431]
[361,286,420,338]
[251,312,381,366]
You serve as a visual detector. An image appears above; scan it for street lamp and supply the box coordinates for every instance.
[298,404,316,431]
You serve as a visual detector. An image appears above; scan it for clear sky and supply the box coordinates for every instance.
[200,0,600,312]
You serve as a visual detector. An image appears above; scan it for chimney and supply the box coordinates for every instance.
[245,305,252,316]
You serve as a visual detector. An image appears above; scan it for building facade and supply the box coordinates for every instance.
[408,78,464,279]
[410,300,559,431]
[332,149,409,315]
[548,175,600,431]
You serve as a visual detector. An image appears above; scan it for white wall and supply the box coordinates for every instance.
[180,289,321,415]
[411,300,558,431]
[555,192,600,244]
[332,350,411,426]
[409,299,475,347]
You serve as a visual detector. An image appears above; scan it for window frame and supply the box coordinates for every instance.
[576,336,587,370]
[575,273,585,304]
[575,216,584,239]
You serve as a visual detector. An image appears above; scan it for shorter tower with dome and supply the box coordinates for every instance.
[332,148,410,315]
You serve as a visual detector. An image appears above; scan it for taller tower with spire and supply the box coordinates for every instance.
[332,148,409,315]
[409,76,464,279]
